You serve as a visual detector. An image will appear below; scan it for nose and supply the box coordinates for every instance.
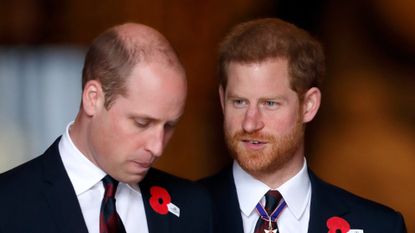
[145,127,165,158]
[242,106,264,133]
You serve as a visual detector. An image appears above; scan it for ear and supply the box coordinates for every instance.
[301,87,321,123]
[82,80,104,116]
[219,85,225,113]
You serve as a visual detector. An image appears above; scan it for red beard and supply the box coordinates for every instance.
[224,119,304,175]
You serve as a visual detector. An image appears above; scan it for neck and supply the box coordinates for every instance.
[69,113,92,162]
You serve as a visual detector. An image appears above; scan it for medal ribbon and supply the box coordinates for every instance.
[255,199,287,222]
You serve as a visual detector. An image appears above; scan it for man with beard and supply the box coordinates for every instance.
[200,18,406,233]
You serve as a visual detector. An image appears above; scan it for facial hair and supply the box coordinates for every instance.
[224,117,304,176]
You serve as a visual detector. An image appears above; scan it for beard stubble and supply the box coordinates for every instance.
[224,117,304,176]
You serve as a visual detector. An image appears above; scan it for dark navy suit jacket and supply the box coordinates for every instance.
[0,138,213,233]
[200,165,407,233]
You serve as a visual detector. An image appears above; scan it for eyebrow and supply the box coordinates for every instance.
[226,92,286,101]
[258,96,287,102]
[130,114,182,125]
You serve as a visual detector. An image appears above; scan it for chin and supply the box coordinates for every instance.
[237,157,271,173]
[119,170,147,184]
[234,149,294,174]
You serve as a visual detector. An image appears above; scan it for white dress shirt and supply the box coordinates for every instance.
[59,122,149,233]
[233,159,311,233]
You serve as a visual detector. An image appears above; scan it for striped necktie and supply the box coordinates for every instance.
[100,175,127,233]
[254,190,283,233]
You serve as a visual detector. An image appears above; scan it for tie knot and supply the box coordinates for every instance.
[102,175,119,198]
[264,190,282,213]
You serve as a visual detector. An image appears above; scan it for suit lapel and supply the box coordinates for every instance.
[140,169,170,233]
[307,171,349,233]
[41,138,89,233]
[215,167,244,233]
[200,165,245,233]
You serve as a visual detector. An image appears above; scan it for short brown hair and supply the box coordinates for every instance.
[82,23,183,109]
[218,18,325,98]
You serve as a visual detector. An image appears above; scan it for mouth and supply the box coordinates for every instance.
[241,139,267,145]
[132,160,153,169]
[240,139,269,151]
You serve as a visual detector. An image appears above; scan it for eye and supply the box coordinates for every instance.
[262,100,280,109]
[232,99,248,108]
[164,122,177,131]
[134,119,150,128]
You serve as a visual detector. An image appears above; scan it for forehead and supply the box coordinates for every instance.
[117,62,187,118]
[127,62,185,90]
[225,59,292,95]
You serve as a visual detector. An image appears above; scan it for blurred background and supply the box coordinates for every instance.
[0,0,414,230]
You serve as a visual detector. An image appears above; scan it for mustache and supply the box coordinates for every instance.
[231,131,275,141]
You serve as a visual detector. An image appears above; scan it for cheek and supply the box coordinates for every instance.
[264,110,299,132]
[106,111,137,141]
[224,110,244,129]
[224,116,239,133]
[99,117,136,154]
[127,133,150,150]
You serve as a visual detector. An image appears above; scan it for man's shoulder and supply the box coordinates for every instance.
[198,165,237,204]
[143,168,210,198]
[0,154,44,187]
[198,165,233,189]
[0,137,60,183]
[311,171,397,212]
[145,167,198,186]
[309,171,406,229]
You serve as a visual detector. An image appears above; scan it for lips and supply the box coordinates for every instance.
[132,160,153,169]
[240,138,268,150]
[242,139,267,145]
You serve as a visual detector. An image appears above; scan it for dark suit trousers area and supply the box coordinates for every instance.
[0,137,213,233]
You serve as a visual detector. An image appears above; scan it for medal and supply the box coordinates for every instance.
[264,228,277,233]
[255,199,287,233]
[263,217,278,233]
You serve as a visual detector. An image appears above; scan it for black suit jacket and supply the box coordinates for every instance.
[0,138,213,233]
[200,165,407,233]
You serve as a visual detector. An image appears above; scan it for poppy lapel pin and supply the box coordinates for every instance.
[326,216,363,233]
[149,186,180,217]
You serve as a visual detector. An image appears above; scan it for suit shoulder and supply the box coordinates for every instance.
[0,155,46,217]
[0,155,43,187]
[199,166,232,190]
[0,137,61,187]
[146,168,197,186]
[311,172,405,221]
[144,168,210,199]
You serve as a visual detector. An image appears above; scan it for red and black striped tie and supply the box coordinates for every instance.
[100,175,126,233]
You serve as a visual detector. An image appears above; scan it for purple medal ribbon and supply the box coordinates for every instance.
[255,199,287,222]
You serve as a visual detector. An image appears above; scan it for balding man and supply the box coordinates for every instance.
[0,23,212,233]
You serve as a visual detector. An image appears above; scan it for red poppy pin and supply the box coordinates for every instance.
[326,216,350,233]
[149,186,180,217]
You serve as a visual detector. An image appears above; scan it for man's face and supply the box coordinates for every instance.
[87,63,186,184]
[220,59,305,176]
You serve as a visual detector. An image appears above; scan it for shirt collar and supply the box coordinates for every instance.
[233,159,311,220]
[233,161,269,217]
[278,160,311,219]
[59,121,106,195]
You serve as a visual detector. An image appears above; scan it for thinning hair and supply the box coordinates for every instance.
[218,18,325,99]
[82,23,184,109]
